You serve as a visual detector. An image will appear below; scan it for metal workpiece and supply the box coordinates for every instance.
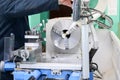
[51,19,81,50]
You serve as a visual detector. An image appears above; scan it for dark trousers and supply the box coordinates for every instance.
[0,72,13,80]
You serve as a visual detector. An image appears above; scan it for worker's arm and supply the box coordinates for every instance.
[0,0,59,17]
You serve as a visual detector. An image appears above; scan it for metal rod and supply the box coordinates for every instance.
[81,20,90,79]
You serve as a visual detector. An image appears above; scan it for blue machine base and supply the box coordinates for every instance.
[4,62,93,80]
[13,70,93,80]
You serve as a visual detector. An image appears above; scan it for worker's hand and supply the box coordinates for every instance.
[59,0,72,7]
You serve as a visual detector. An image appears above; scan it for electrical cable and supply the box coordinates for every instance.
[88,8,113,29]
[80,7,113,29]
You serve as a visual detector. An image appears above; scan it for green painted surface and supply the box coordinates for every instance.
[89,0,98,8]
[28,12,49,45]
[28,12,49,30]
[28,13,41,32]
[39,12,49,45]
[118,0,120,38]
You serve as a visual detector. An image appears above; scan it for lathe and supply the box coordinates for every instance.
[1,0,120,80]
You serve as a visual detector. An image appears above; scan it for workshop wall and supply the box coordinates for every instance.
[89,0,120,37]
[117,0,120,39]
[107,0,120,36]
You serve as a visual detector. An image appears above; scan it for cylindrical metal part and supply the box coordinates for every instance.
[81,23,90,79]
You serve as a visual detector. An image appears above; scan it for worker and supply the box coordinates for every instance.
[0,0,71,60]
[0,0,71,79]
